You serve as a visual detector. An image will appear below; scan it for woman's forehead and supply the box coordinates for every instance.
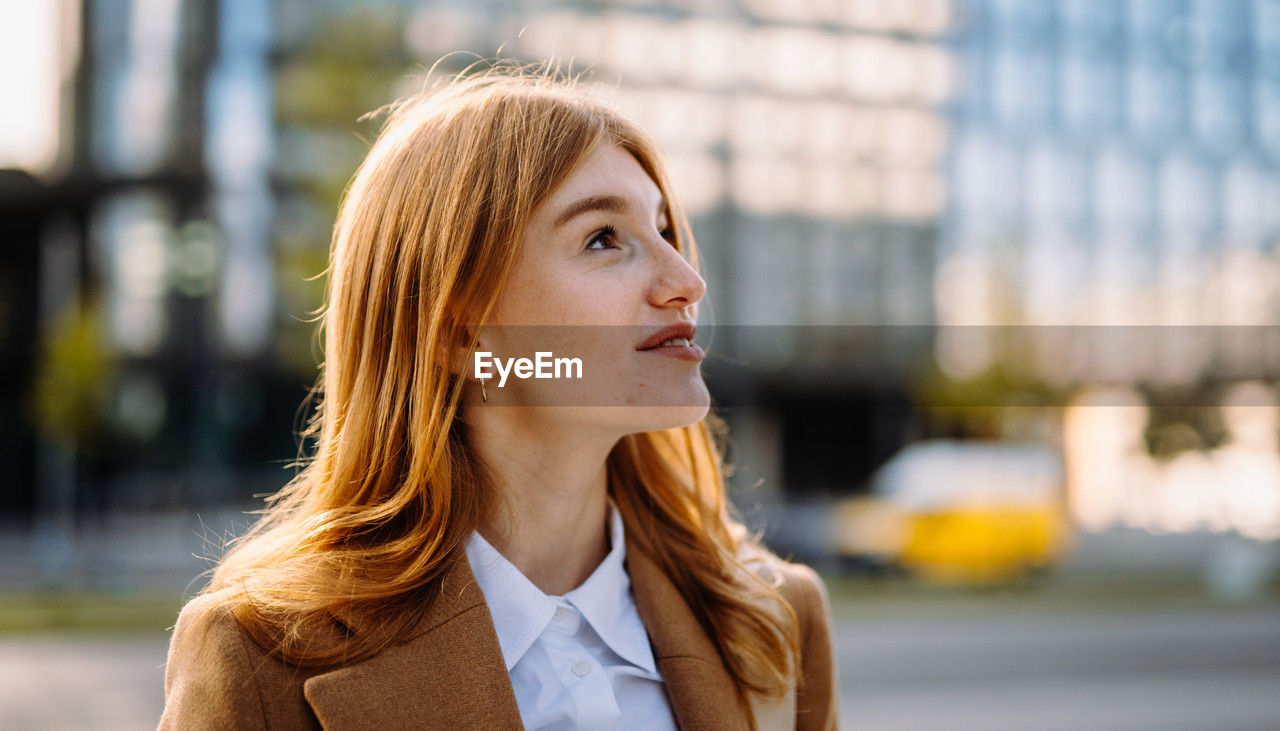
[538,144,667,223]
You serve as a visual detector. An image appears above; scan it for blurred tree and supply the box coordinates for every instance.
[916,235,1066,440]
[912,361,1065,441]
[270,6,472,380]
[29,299,114,450]
[1142,390,1228,462]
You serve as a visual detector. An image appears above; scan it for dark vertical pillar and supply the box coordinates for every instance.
[0,173,44,516]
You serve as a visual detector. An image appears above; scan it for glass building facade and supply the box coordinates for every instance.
[943,1,1280,363]
[944,0,1280,539]
[13,0,1276,525]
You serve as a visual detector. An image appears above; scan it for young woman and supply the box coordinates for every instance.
[159,66,838,731]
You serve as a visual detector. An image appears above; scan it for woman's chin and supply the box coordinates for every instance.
[481,380,711,432]
[622,386,712,432]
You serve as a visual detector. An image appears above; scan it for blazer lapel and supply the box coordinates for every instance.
[625,533,753,730]
[302,530,767,730]
[302,552,524,730]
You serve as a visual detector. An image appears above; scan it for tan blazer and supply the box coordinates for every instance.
[158,533,839,730]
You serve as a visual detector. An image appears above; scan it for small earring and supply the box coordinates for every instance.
[480,377,488,403]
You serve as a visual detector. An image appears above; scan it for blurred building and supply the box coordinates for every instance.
[272,0,960,506]
[943,0,1280,539]
[2,0,296,528]
[941,0,1280,376]
[6,0,1277,544]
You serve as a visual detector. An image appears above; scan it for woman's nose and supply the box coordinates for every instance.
[648,239,706,309]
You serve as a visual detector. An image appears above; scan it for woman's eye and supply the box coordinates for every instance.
[586,225,619,251]
[659,225,675,243]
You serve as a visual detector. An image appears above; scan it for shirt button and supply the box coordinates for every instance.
[554,607,572,622]
[571,660,591,677]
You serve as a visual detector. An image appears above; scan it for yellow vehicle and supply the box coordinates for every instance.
[836,441,1070,583]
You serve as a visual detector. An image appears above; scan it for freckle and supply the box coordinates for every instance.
[626,397,635,404]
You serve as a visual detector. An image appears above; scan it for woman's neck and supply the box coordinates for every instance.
[463,411,619,596]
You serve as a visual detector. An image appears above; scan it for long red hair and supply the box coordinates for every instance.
[202,64,799,715]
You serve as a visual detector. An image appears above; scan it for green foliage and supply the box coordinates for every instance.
[911,360,1067,440]
[29,300,115,449]
[0,591,182,634]
[1141,393,1229,461]
[271,6,424,379]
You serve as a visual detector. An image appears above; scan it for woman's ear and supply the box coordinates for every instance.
[435,320,482,379]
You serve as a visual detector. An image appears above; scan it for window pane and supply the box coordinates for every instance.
[1128,64,1185,141]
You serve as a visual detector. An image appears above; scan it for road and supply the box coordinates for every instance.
[2,604,1278,729]
[834,605,1280,730]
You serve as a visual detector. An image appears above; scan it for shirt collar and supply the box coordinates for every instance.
[463,499,657,675]
[562,500,657,674]
[464,521,556,671]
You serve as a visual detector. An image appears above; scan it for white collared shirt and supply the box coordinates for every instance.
[464,501,679,731]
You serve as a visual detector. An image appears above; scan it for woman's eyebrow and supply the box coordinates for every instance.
[553,194,669,229]
[554,194,627,229]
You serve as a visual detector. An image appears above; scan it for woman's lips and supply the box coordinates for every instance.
[638,342,705,362]
[635,322,697,351]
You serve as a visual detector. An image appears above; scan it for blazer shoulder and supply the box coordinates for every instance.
[780,562,838,731]
[159,588,269,730]
[783,563,832,639]
[736,542,831,627]
[736,544,839,731]
[167,588,261,669]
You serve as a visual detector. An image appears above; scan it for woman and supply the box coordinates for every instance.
[159,66,838,730]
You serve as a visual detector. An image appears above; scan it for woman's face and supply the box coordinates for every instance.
[472,142,710,434]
